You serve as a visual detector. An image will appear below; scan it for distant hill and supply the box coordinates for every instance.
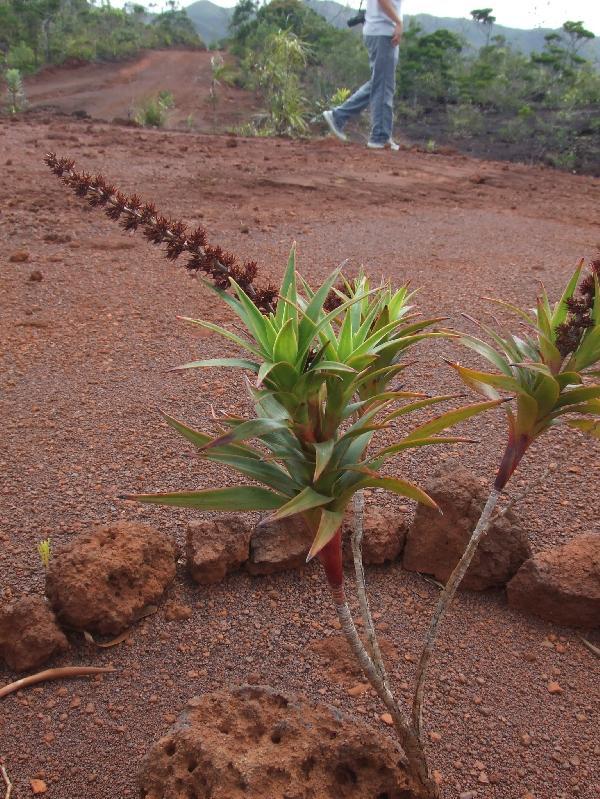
[185,0,233,45]
[184,0,600,63]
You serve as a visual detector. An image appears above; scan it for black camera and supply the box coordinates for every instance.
[347,8,365,27]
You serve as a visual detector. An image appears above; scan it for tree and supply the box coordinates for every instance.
[562,20,595,60]
[229,0,258,43]
[470,7,495,46]
[397,23,463,107]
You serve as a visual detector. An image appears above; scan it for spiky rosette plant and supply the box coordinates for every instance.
[413,258,600,737]
[121,249,500,798]
[451,258,600,489]
[124,249,498,592]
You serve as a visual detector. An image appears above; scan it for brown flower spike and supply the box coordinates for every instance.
[556,258,600,357]
[44,153,277,313]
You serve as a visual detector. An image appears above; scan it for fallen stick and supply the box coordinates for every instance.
[579,635,600,658]
[1,765,12,799]
[0,666,115,699]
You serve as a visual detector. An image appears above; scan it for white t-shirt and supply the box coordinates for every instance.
[363,0,401,36]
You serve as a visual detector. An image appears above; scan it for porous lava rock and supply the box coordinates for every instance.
[507,533,600,627]
[187,516,252,584]
[403,466,531,590]
[342,504,409,565]
[248,504,408,577]
[0,595,68,671]
[138,684,418,799]
[246,516,312,575]
[45,521,176,635]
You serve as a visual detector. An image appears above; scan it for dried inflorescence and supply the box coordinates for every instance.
[44,153,277,313]
[323,283,345,312]
[556,258,600,357]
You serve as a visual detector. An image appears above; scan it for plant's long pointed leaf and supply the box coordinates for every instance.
[457,333,513,375]
[160,412,261,458]
[566,418,600,438]
[556,385,600,408]
[172,358,259,373]
[372,435,478,460]
[276,244,298,325]
[203,452,300,495]
[313,439,335,481]
[401,399,505,443]
[264,486,333,522]
[384,394,459,422]
[230,279,273,352]
[273,317,298,364]
[551,261,584,329]
[306,509,345,561]
[482,297,537,326]
[341,471,438,509]
[556,371,582,390]
[177,316,262,357]
[199,418,288,451]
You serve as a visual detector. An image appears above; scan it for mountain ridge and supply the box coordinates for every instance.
[184,0,600,61]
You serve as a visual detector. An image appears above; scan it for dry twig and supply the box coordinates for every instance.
[350,491,389,689]
[579,635,600,658]
[0,666,115,699]
[1,765,12,799]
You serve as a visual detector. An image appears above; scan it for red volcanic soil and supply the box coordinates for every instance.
[22,48,261,130]
[1,106,599,799]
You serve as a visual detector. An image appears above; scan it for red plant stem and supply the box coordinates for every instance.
[317,530,344,592]
[494,432,530,491]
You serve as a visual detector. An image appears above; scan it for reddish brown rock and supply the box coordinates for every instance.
[138,684,418,799]
[507,533,600,627]
[403,466,531,590]
[45,521,176,635]
[163,601,193,622]
[247,504,407,577]
[246,516,312,576]
[9,249,29,262]
[0,595,68,672]
[187,516,251,584]
[342,503,408,565]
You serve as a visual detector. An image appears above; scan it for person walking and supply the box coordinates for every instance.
[323,0,402,150]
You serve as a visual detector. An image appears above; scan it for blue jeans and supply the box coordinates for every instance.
[331,35,399,144]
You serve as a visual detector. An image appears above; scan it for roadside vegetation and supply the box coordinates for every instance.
[0,0,202,73]
[228,0,600,173]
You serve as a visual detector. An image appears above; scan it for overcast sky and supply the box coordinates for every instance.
[122,0,600,34]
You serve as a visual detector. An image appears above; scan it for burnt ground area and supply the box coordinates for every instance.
[1,109,599,799]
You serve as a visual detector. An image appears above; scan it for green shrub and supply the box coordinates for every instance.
[252,29,309,136]
[446,102,485,138]
[5,67,26,113]
[134,91,175,128]
[7,42,36,73]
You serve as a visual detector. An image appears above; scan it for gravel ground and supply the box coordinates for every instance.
[1,112,599,799]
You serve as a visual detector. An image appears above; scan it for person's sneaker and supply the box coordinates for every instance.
[323,110,348,142]
[367,139,400,151]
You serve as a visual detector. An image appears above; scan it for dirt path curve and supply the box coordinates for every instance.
[1,112,599,799]
[23,48,261,129]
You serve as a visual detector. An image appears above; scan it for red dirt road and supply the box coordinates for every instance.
[23,49,261,130]
[1,109,599,799]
